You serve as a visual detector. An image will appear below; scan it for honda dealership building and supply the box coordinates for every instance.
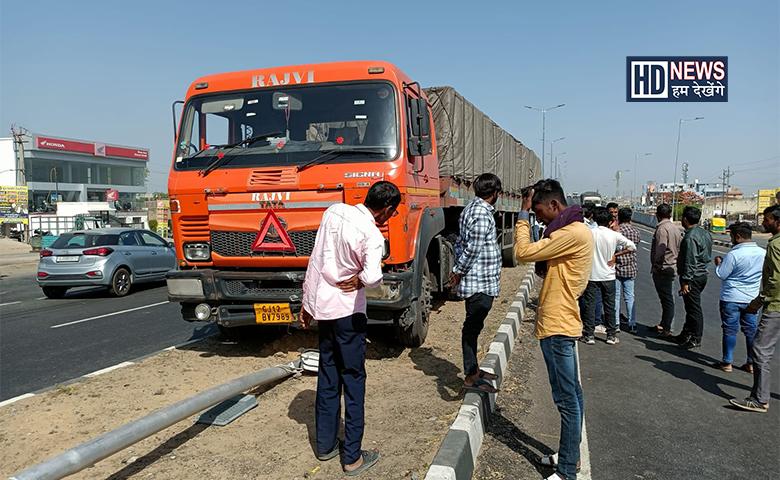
[1,133,149,211]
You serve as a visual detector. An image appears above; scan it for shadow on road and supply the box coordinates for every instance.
[104,423,209,479]
[409,347,463,402]
[288,388,347,458]
[635,355,779,401]
[485,411,553,477]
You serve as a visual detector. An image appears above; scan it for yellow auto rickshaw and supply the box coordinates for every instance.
[710,217,726,233]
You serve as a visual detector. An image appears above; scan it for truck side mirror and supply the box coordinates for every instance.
[407,97,432,157]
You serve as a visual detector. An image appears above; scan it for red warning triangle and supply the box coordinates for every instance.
[251,209,296,252]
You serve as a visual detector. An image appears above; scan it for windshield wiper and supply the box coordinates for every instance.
[297,148,387,173]
[198,131,282,177]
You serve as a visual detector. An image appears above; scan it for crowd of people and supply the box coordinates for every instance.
[295,177,779,478]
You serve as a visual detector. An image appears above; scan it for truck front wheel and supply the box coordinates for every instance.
[394,260,432,347]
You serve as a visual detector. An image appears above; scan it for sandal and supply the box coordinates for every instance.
[711,361,732,372]
[739,363,754,374]
[479,369,499,381]
[463,378,499,394]
[536,453,581,473]
[345,449,380,476]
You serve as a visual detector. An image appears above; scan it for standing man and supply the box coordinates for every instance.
[730,205,780,412]
[615,208,641,334]
[514,179,594,480]
[649,203,682,338]
[581,207,636,345]
[301,181,401,475]
[607,202,620,231]
[450,173,503,394]
[712,222,765,372]
[675,206,713,349]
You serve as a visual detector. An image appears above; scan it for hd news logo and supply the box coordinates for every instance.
[627,56,728,102]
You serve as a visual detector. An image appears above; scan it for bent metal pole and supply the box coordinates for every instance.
[9,360,302,480]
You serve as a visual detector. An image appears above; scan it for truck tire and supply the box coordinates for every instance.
[42,286,68,299]
[502,245,518,267]
[109,267,132,297]
[395,260,432,347]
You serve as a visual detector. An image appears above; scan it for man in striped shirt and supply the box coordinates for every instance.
[449,173,503,394]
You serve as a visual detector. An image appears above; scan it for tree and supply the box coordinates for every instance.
[151,192,169,200]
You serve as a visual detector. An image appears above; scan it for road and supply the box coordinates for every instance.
[0,272,216,401]
[476,225,780,479]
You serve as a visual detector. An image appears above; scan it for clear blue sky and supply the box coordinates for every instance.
[2,0,778,196]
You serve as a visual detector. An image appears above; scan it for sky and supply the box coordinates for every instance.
[1,0,778,196]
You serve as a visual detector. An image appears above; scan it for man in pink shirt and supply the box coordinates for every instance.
[301,181,400,476]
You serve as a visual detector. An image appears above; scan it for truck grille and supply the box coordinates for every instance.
[211,230,318,257]
[225,280,303,298]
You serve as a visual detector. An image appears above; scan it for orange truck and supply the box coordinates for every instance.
[166,61,541,346]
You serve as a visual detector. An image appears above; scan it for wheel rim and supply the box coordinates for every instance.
[116,271,130,293]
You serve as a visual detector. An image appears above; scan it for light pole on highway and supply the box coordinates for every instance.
[555,152,567,181]
[525,103,565,178]
[545,137,565,180]
[671,117,703,220]
[634,152,651,206]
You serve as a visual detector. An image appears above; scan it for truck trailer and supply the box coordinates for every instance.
[165,61,541,346]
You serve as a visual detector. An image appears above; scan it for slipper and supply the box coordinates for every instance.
[479,369,499,381]
[738,363,754,374]
[316,440,340,461]
[345,449,380,476]
[711,361,732,372]
[536,453,581,473]
[464,378,499,394]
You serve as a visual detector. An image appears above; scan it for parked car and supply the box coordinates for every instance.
[37,228,177,298]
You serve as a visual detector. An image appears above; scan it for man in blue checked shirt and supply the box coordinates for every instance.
[712,221,766,373]
[448,173,503,394]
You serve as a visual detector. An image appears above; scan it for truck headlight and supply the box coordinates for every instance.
[365,281,401,300]
[183,242,211,261]
[167,278,204,297]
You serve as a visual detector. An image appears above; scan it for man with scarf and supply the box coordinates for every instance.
[514,179,594,480]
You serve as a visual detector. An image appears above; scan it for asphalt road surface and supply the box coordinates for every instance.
[477,225,779,479]
[0,272,217,401]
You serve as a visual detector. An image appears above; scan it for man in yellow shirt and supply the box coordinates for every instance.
[514,179,594,480]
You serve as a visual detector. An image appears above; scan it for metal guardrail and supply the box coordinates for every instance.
[9,360,302,480]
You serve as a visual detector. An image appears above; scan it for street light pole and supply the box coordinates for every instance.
[525,104,565,178]
[546,137,565,180]
[555,152,567,181]
[634,152,651,206]
[671,117,703,220]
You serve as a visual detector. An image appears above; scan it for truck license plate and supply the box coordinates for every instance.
[56,256,79,262]
[254,303,295,324]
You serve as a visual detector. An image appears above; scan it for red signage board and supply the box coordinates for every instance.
[37,137,94,154]
[105,146,149,159]
[36,136,148,160]
[106,190,119,201]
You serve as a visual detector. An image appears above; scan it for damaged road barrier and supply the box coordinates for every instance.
[9,360,303,480]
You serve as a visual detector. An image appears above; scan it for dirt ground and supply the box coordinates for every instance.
[1,264,530,480]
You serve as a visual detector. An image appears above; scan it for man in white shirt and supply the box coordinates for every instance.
[301,181,401,476]
[581,207,636,345]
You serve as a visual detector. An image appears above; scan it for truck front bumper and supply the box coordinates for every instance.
[166,269,413,327]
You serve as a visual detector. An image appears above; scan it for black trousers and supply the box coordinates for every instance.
[316,313,367,465]
[462,292,494,376]
[680,275,708,343]
[653,273,676,331]
[582,280,617,336]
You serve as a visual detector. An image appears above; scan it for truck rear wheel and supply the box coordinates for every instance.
[502,245,518,267]
[395,260,432,347]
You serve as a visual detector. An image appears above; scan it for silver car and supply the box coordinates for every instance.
[37,228,177,298]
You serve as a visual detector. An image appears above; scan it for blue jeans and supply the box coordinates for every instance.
[540,336,583,480]
[719,301,757,365]
[615,277,636,326]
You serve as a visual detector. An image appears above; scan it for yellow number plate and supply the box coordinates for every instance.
[254,303,296,324]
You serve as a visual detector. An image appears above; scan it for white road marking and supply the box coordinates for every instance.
[0,393,35,408]
[50,301,169,329]
[36,297,47,300]
[0,301,21,307]
[642,247,651,252]
[576,343,593,480]
[85,361,134,377]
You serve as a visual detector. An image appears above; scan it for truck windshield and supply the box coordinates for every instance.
[174,82,399,171]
